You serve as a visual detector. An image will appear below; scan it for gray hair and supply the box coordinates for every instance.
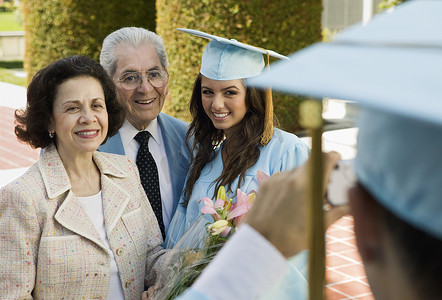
[100,27,169,77]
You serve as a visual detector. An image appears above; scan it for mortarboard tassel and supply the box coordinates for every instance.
[260,51,274,146]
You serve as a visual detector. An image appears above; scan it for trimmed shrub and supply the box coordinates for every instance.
[157,0,322,133]
[0,1,14,12]
[378,0,404,12]
[21,0,156,84]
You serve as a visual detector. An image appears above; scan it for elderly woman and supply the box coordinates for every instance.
[0,55,166,299]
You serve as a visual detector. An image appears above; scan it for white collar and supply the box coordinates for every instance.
[120,118,161,146]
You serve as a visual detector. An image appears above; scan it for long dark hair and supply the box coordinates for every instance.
[183,73,273,205]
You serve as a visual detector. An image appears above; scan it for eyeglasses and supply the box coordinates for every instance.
[117,69,169,90]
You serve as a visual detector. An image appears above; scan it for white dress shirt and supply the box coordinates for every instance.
[119,119,174,233]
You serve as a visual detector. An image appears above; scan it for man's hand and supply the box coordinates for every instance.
[244,152,349,258]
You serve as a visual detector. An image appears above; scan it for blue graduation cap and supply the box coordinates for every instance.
[178,28,288,81]
[248,0,442,240]
[248,0,442,126]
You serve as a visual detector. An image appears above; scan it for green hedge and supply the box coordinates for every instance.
[21,0,156,84]
[157,0,322,133]
[0,1,14,12]
[378,0,404,12]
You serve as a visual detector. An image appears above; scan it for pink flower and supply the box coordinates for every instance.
[214,198,225,210]
[256,170,270,185]
[200,184,258,237]
[248,170,271,195]
[199,197,221,221]
[227,189,255,226]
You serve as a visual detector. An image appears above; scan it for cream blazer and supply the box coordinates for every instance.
[0,144,167,299]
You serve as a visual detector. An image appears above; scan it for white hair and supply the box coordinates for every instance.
[100,27,169,77]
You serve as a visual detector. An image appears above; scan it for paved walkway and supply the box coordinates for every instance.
[0,81,373,299]
[302,129,373,299]
[0,82,39,187]
[325,217,373,299]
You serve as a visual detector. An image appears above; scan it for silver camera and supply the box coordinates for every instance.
[326,160,356,207]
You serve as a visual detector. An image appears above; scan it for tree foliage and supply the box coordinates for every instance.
[21,0,156,83]
[378,0,404,12]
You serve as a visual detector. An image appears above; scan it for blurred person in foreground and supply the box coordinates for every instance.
[0,55,168,299]
[99,27,190,239]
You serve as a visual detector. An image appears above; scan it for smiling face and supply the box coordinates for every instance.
[49,76,108,159]
[112,44,168,130]
[201,76,248,138]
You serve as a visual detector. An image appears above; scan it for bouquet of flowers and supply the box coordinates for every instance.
[152,171,271,300]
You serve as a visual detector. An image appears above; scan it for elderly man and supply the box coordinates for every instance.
[99,27,190,238]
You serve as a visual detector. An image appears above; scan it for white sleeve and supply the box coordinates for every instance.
[191,224,289,300]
